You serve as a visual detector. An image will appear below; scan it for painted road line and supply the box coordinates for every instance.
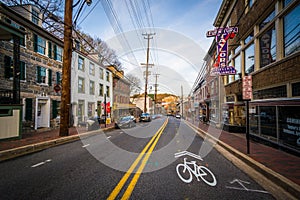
[174,151,203,160]
[107,118,168,200]
[82,144,90,148]
[31,159,52,168]
[121,120,168,200]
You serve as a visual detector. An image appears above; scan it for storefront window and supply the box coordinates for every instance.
[292,82,300,96]
[245,43,255,74]
[233,105,245,126]
[283,4,300,57]
[259,26,276,68]
[249,106,259,135]
[278,106,300,150]
[260,106,277,139]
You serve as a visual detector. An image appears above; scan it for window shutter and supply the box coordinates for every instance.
[56,71,61,84]
[20,61,25,80]
[4,56,12,78]
[48,41,52,58]
[33,34,38,52]
[54,45,57,60]
[52,100,58,119]
[48,69,52,86]
[37,66,41,83]
[25,98,33,121]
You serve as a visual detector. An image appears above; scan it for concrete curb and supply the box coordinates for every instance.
[0,127,114,162]
[185,120,300,199]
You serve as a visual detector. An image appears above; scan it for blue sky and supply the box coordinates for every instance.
[76,0,223,95]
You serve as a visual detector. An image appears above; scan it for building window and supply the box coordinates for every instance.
[99,84,103,96]
[283,4,300,57]
[56,72,61,84]
[259,26,276,68]
[54,45,63,62]
[106,71,110,82]
[78,77,85,93]
[36,66,47,84]
[233,54,241,80]
[88,102,94,117]
[253,85,287,99]
[32,9,39,25]
[99,68,104,79]
[259,10,275,29]
[78,100,85,123]
[292,82,300,96]
[90,80,95,95]
[4,56,26,81]
[244,32,254,45]
[284,0,293,7]
[245,43,255,74]
[106,86,110,97]
[89,63,95,75]
[78,56,84,71]
[34,35,46,55]
[245,0,254,14]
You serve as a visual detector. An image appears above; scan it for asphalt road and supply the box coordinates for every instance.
[0,116,275,199]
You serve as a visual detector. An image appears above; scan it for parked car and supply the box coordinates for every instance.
[115,116,136,128]
[175,114,181,119]
[140,113,151,122]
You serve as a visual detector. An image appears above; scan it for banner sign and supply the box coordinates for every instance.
[260,28,273,67]
[206,27,238,76]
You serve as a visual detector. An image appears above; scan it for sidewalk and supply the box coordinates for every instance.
[0,123,114,152]
[187,119,300,194]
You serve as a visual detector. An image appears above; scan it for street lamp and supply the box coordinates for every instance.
[59,0,92,136]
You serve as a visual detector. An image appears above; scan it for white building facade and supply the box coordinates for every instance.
[71,51,113,126]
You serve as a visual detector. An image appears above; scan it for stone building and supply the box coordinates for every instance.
[0,3,63,131]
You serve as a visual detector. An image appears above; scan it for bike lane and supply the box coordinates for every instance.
[127,117,275,200]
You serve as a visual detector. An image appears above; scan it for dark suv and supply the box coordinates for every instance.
[140,113,151,122]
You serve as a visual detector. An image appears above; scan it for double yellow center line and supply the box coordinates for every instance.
[107,118,169,200]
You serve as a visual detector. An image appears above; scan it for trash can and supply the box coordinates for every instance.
[86,118,99,131]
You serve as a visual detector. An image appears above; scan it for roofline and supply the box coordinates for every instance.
[0,2,63,46]
[213,0,231,27]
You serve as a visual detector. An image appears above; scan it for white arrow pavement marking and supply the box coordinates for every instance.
[82,144,90,148]
[31,159,52,168]
[226,179,269,194]
[174,151,203,161]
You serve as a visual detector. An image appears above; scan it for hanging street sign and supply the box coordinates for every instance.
[206,26,238,76]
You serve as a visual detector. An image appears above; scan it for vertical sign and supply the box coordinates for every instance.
[242,75,252,100]
[206,27,238,75]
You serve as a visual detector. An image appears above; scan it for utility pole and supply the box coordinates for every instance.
[154,74,159,114]
[181,85,184,118]
[141,33,155,113]
[60,0,73,136]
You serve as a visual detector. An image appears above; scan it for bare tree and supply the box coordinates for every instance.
[2,0,65,39]
[126,74,142,95]
[3,0,123,69]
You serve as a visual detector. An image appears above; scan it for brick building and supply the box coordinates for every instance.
[193,0,300,153]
